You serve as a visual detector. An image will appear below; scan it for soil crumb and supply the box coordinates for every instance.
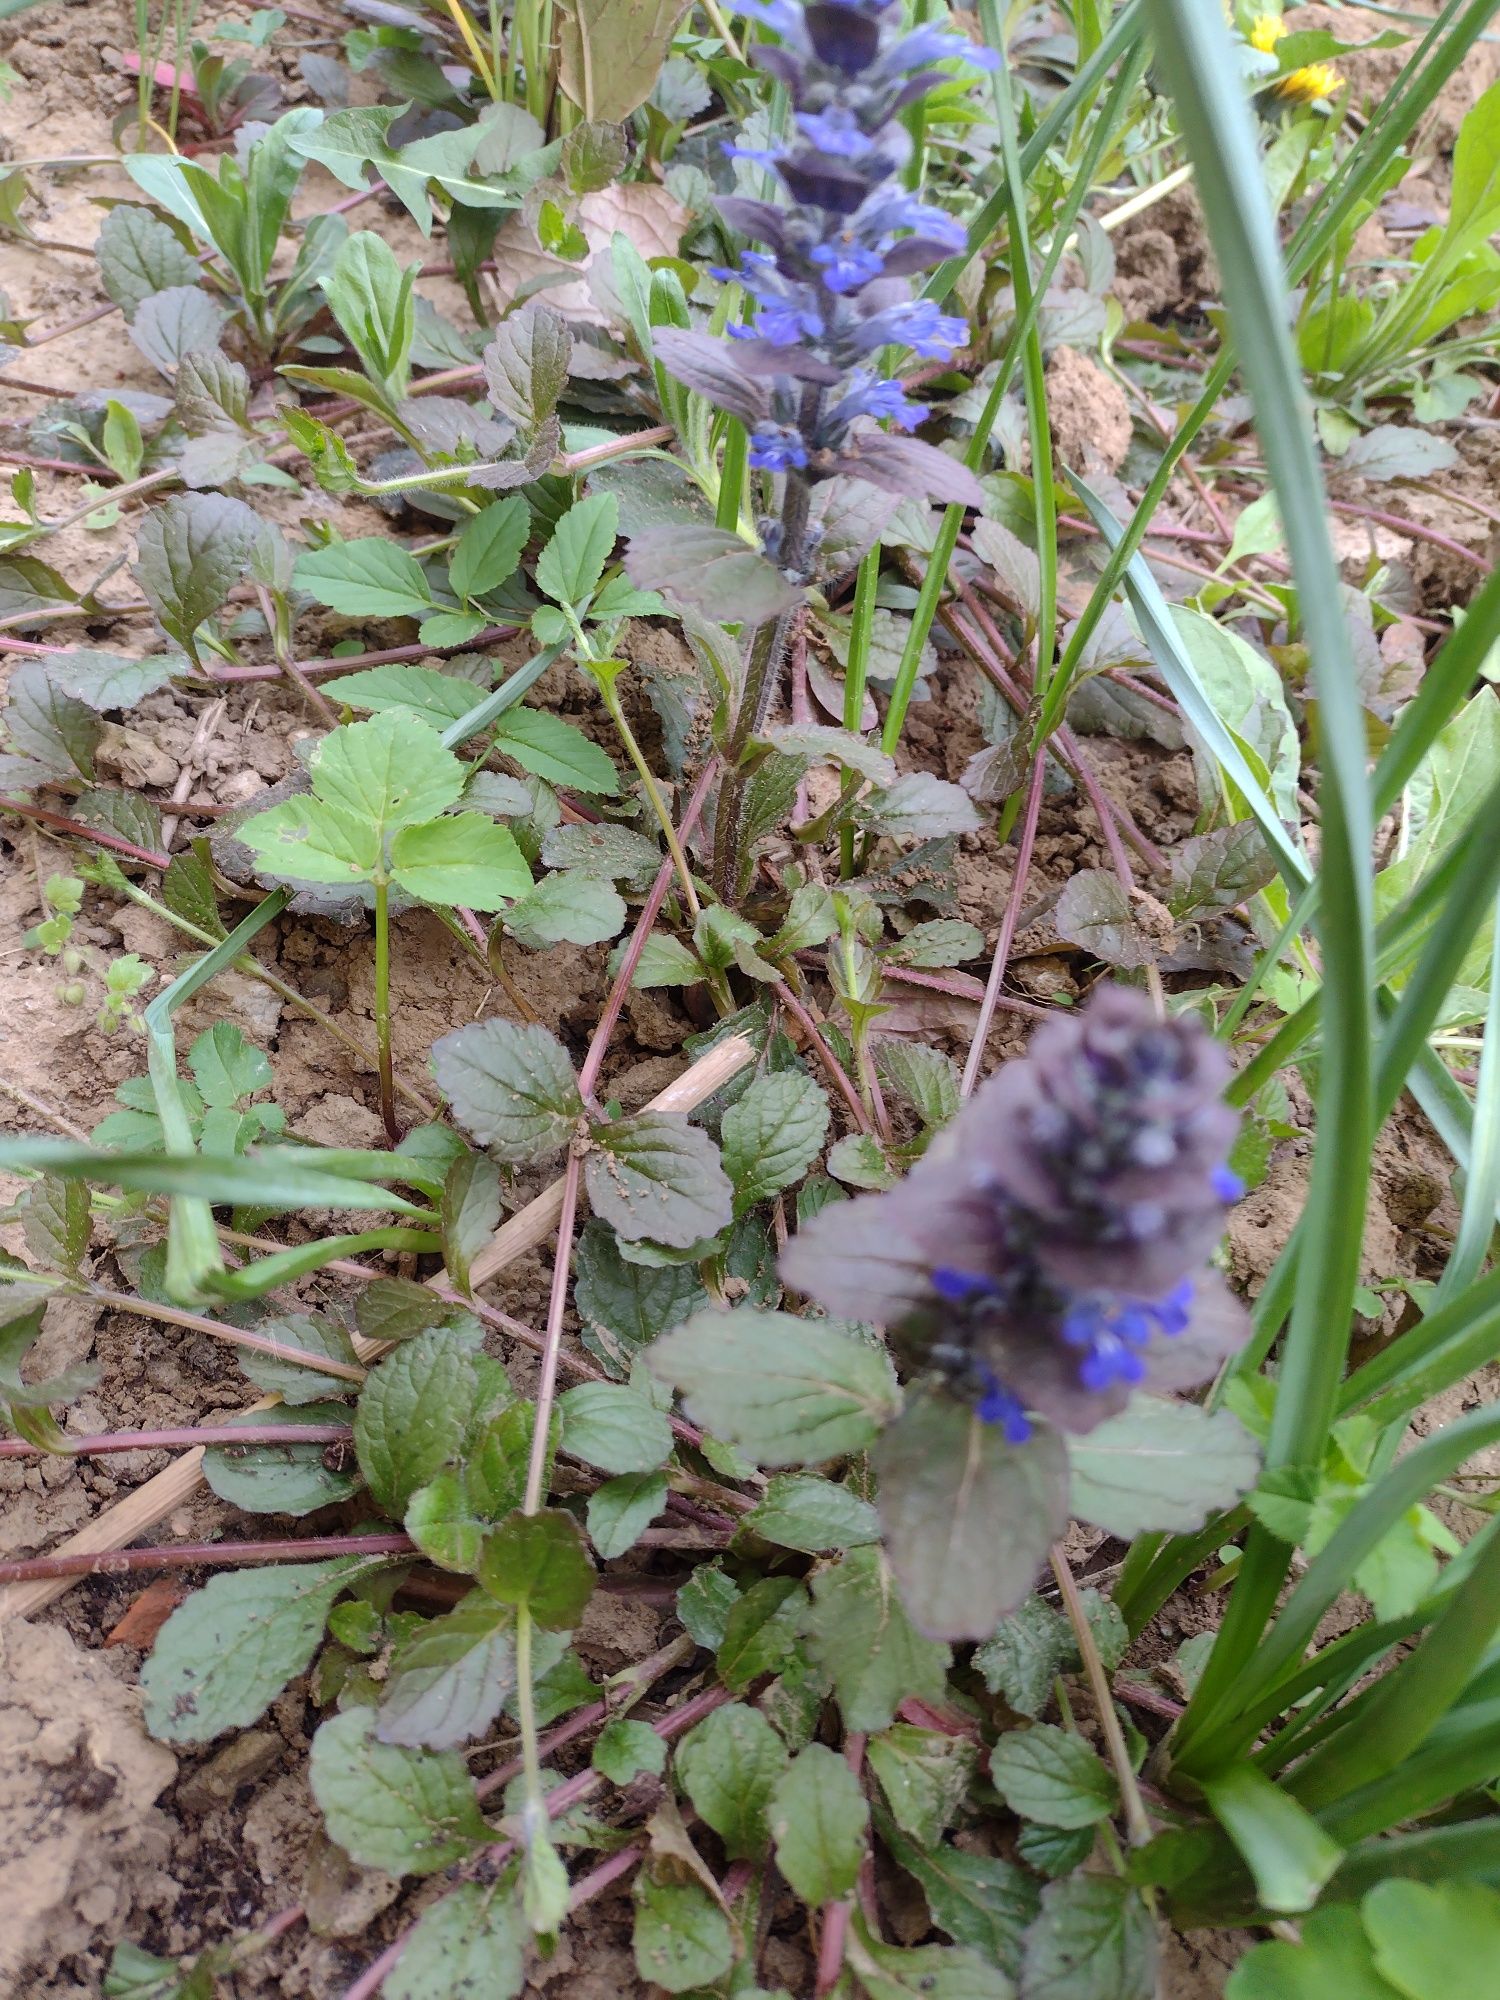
[0,1620,177,1997]
[1047,345,1134,471]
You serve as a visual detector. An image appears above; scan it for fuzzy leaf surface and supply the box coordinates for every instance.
[478,1506,595,1628]
[652,1308,899,1466]
[1067,1400,1260,1537]
[310,1707,490,1876]
[721,1071,830,1216]
[376,1593,516,1750]
[584,1111,733,1248]
[807,1545,951,1732]
[1019,1874,1157,2000]
[770,1743,868,1904]
[354,1324,479,1518]
[142,1559,363,1743]
[384,1884,524,2000]
[675,1701,788,1860]
[558,1380,673,1474]
[430,1018,581,1163]
[873,1390,1068,1640]
[134,492,259,654]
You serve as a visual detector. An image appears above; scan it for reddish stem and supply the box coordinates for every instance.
[577,759,716,1104]
[0,1532,412,1586]
[775,983,872,1135]
[27,300,119,347]
[567,1842,647,1911]
[880,960,1046,1017]
[961,752,1046,1097]
[815,1733,867,1996]
[1329,497,1490,570]
[207,628,521,684]
[0,795,170,867]
[339,1683,735,2000]
[0,449,118,478]
[0,1422,349,1459]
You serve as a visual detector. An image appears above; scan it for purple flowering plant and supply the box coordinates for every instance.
[780,986,1255,1635]
[628,0,992,900]
[661,0,995,498]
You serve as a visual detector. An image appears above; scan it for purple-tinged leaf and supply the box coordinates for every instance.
[625,523,802,625]
[652,327,771,426]
[830,432,984,509]
[873,1388,1069,1639]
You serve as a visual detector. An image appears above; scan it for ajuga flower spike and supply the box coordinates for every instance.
[779,987,1253,1637]
[633,0,993,900]
[783,986,1250,1440]
[650,0,993,507]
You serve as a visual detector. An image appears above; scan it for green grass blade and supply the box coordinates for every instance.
[1433,917,1500,1313]
[977,0,1057,691]
[0,1141,436,1217]
[437,642,568,752]
[1289,1522,1500,1811]
[1199,1763,1344,1914]
[1070,478,1307,886]
[1325,1820,1500,1901]
[1173,1406,1500,1773]
[923,0,1147,310]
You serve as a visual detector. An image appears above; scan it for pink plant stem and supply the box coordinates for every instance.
[0,449,118,478]
[207,628,521,683]
[0,794,171,866]
[520,763,717,1516]
[567,1841,648,1910]
[1107,668,1181,717]
[0,1531,413,1586]
[455,906,490,951]
[0,1422,350,1459]
[941,601,1159,882]
[775,983,873,1135]
[1114,1680,1185,1721]
[1329,497,1490,569]
[880,960,1046,1017]
[561,425,675,473]
[21,301,118,347]
[961,753,1046,1098]
[947,575,1155,879]
[815,1732,867,1995]
[578,759,717,1105]
[327,184,384,217]
[1057,723,1160,882]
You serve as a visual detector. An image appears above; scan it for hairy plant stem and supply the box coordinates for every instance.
[372,874,397,1146]
[100,866,437,1113]
[590,664,701,920]
[0,1422,350,1458]
[0,1531,410,1585]
[961,752,1046,1097]
[713,472,813,903]
[85,1284,368,1382]
[1051,1548,1153,1847]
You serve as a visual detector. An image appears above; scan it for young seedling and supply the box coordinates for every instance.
[237,709,532,1140]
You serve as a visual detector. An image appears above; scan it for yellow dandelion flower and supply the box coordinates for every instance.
[1275,58,1342,104]
[1248,11,1287,52]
